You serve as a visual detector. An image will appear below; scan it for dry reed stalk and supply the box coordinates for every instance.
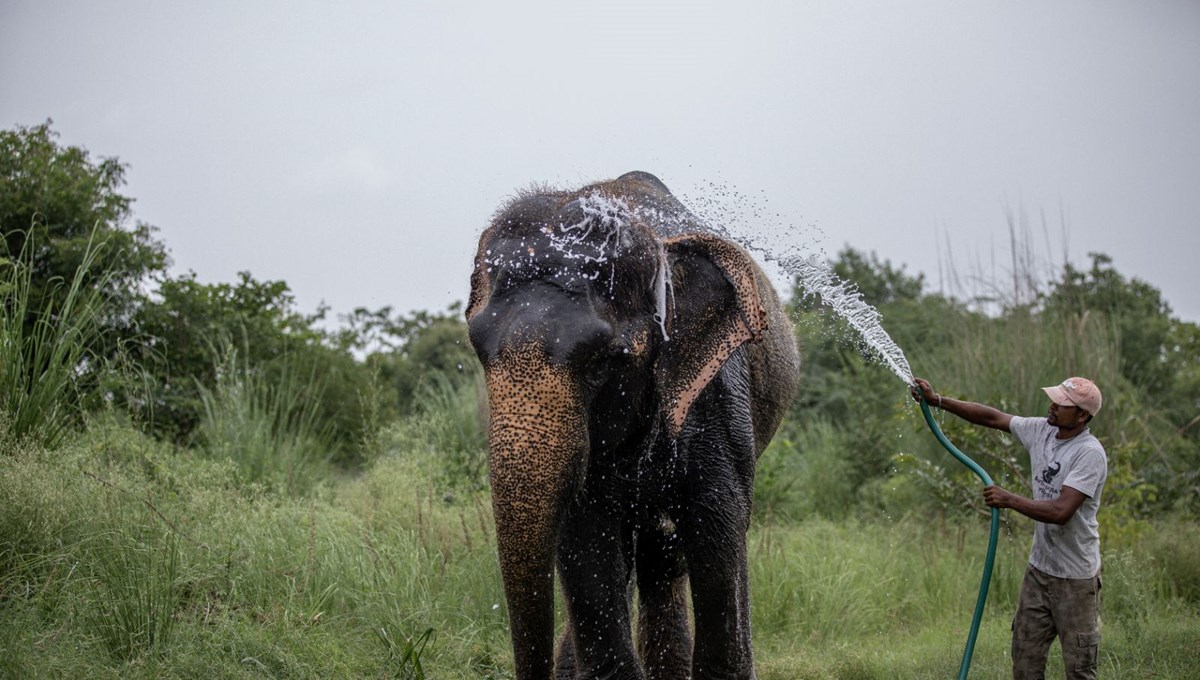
[474,495,492,545]
[460,511,473,551]
[416,487,425,547]
[303,500,317,594]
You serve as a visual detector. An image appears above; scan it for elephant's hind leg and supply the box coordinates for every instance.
[636,513,692,680]
[554,624,576,679]
[679,450,757,680]
[636,575,691,680]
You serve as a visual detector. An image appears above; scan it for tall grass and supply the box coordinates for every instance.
[0,228,111,448]
[923,308,1124,431]
[0,432,190,670]
[750,517,1029,640]
[195,340,333,495]
[381,371,487,490]
[756,418,857,521]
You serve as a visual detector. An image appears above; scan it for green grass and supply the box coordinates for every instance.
[87,521,181,661]
[2,419,1198,679]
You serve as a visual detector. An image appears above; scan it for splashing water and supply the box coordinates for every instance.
[485,191,674,341]
[780,254,914,384]
[671,181,915,385]
[545,192,633,265]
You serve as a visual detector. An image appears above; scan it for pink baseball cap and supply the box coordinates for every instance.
[1042,377,1103,416]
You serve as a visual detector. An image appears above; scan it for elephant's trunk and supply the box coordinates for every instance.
[484,349,588,680]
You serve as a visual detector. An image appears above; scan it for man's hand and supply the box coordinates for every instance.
[911,377,938,405]
[983,485,1015,508]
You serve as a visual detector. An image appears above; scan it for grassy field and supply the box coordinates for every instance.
[3,417,1198,680]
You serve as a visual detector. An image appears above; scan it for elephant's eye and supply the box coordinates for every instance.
[580,342,623,386]
[492,268,518,293]
[582,358,612,392]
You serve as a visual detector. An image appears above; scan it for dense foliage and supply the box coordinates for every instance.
[3,121,1199,510]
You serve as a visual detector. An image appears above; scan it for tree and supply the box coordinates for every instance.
[0,121,169,330]
[1042,253,1174,395]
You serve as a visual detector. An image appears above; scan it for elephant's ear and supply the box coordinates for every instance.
[655,234,770,438]
[465,235,493,321]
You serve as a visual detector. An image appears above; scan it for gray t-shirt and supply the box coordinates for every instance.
[1009,416,1108,579]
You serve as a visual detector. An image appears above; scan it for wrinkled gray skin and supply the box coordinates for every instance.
[467,171,800,680]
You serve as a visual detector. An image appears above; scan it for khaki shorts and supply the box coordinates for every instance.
[1011,563,1102,680]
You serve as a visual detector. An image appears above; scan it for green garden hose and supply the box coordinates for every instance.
[918,396,1001,680]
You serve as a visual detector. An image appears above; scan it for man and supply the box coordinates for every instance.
[911,376,1107,680]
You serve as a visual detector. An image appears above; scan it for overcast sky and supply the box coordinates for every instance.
[3,1,1198,329]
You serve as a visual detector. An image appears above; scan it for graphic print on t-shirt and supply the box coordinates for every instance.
[1035,460,1062,497]
[1040,462,1062,485]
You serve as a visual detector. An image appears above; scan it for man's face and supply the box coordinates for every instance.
[1048,400,1089,428]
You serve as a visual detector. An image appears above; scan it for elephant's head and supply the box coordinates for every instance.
[466,172,771,679]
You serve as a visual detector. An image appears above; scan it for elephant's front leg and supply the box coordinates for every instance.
[556,501,643,680]
[680,463,757,680]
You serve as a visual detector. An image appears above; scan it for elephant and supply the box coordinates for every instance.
[466,171,800,680]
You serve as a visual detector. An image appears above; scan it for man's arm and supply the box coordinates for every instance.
[983,485,1088,525]
[910,377,1014,432]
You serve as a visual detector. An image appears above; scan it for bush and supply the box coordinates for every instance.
[756,418,857,521]
[375,372,487,492]
[1145,520,1200,603]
